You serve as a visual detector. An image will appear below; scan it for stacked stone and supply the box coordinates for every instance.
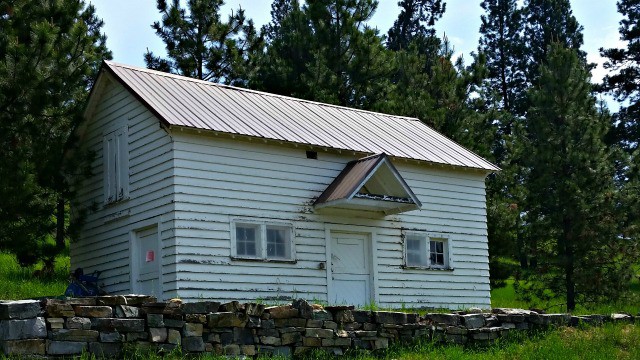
[426,311,507,344]
[0,300,47,356]
[44,295,156,357]
[426,308,638,346]
[1,297,638,358]
[198,299,432,357]
[202,299,358,357]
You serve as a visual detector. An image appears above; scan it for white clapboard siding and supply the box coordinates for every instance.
[75,76,491,308]
[171,132,491,308]
[71,78,176,298]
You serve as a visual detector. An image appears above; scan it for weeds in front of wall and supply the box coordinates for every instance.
[362,300,379,311]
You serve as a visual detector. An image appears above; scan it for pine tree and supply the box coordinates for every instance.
[145,0,260,85]
[386,0,445,54]
[522,0,586,86]
[262,0,299,43]
[522,43,633,310]
[251,0,392,109]
[479,0,525,115]
[600,0,640,279]
[0,0,110,271]
[251,0,316,99]
[383,1,458,132]
[481,0,587,276]
[601,0,640,153]
[477,0,528,284]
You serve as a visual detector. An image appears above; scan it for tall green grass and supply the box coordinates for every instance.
[491,278,640,315]
[357,323,640,360]
[0,252,69,300]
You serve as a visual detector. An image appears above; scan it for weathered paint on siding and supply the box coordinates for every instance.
[71,76,177,299]
[75,77,491,309]
[171,131,490,308]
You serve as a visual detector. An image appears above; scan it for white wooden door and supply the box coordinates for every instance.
[330,232,372,306]
[133,226,161,299]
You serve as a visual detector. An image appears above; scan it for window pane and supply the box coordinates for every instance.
[407,252,421,266]
[429,239,446,267]
[236,226,257,256]
[406,236,427,266]
[116,131,127,199]
[106,136,117,201]
[267,227,289,259]
[407,238,420,250]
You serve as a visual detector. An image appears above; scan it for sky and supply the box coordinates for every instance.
[91,0,623,90]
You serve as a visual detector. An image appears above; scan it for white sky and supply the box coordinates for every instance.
[91,0,623,106]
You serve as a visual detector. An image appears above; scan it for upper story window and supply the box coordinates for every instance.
[232,221,294,261]
[404,232,451,269]
[103,126,129,204]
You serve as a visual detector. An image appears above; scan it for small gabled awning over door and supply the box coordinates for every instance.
[314,154,422,215]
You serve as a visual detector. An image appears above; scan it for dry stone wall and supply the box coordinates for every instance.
[0,296,637,358]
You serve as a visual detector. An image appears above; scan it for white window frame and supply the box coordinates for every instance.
[103,125,129,204]
[403,232,452,270]
[230,220,295,262]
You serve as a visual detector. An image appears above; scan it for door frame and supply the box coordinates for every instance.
[129,220,163,299]
[325,224,379,306]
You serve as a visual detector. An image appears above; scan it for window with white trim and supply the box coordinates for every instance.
[103,126,129,204]
[404,233,450,269]
[232,221,294,261]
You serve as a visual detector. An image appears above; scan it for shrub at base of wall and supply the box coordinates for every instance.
[0,296,637,358]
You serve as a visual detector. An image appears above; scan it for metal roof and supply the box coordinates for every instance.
[99,61,499,171]
[314,153,422,215]
[315,153,387,205]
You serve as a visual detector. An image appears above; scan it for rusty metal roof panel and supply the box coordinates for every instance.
[314,153,423,216]
[102,61,499,171]
[315,154,384,204]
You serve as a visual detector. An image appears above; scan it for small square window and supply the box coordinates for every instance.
[266,226,290,259]
[236,224,260,257]
[232,221,294,261]
[404,233,450,269]
[430,239,446,267]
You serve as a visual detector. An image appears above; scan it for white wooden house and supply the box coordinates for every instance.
[71,61,499,309]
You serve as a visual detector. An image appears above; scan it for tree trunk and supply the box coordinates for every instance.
[516,215,528,268]
[56,195,65,251]
[564,216,576,311]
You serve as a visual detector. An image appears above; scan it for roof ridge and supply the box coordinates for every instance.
[104,60,421,123]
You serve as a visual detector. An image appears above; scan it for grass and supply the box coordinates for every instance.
[0,252,69,300]
[360,323,640,360]
[491,278,640,315]
[63,322,639,360]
